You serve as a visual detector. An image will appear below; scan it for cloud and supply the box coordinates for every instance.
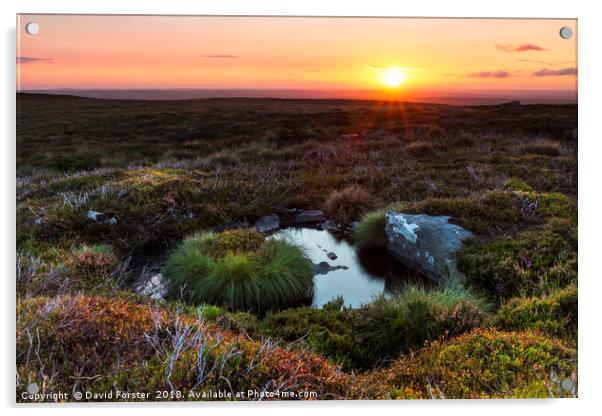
[467,70,511,78]
[532,67,578,77]
[367,65,416,71]
[16,56,53,64]
[200,54,239,58]
[517,59,573,66]
[496,43,546,52]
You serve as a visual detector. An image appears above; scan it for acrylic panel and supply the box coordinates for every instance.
[16,15,577,403]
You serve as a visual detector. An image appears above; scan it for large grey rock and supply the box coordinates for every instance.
[384,211,474,284]
[255,214,280,233]
[295,210,326,223]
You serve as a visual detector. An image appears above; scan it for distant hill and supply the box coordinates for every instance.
[18,88,577,105]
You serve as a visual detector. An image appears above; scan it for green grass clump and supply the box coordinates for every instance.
[249,298,372,371]
[376,328,576,399]
[458,220,577,303]
[355,286,489,361]
[493,285,577,341]
[163,229,314,313]
[353,211,387,250]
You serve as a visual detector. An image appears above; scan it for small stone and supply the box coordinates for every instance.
[107,217,118,225]
[255,214,280,233]
[321,220,338,230]
[86,210,104,222]
[327,252,338,260]
[339,133,360,140]
[295,209,326,223]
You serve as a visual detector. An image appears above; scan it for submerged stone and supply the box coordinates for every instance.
[384,211,474,285]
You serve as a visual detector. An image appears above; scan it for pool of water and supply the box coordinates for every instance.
[272,227,431,308]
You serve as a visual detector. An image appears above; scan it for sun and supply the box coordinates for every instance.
[381,67,406,88]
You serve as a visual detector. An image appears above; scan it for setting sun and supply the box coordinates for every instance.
[381,67,406,88]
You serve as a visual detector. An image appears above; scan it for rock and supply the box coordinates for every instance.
[107,217,118,225]
[327,252,338,260]
[135,272,167,300]
[384,211,474,284]
[320,220,338,230]
[295,210,326,223]
[87,210,104,222]
[255,214,280,233]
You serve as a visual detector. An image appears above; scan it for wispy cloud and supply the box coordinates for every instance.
[467,70,511,78]
[200,54,239,59]
[367,65,416,71]
[532,67,578,77]
[495,43,546,52]
[517,59,573,66]
[16,56,53,64]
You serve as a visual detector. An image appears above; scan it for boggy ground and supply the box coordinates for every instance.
[16,93,577,400]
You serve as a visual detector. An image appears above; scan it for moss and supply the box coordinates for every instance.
[374,328,577,399]
[163,229,314,313]
[504,177,534,192]
[493,285,577,341]
[402,190,575,234]
[458,221,577,302]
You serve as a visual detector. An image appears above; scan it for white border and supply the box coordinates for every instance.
[2,1,600,415]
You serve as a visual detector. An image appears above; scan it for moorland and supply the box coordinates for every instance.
[16,93,577,400]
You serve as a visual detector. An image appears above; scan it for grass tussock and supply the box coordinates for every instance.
[355,286,489,361]
[353,211,387,250]
[163,229,314,313]
[405,142,435,158]
[322,185,372,223]
[523,139,562,156]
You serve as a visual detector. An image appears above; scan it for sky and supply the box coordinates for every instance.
[17,15,577,102]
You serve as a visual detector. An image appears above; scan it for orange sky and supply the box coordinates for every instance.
[17,15,577,99]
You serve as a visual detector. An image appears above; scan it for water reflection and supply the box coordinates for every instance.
[272,227,431,308]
